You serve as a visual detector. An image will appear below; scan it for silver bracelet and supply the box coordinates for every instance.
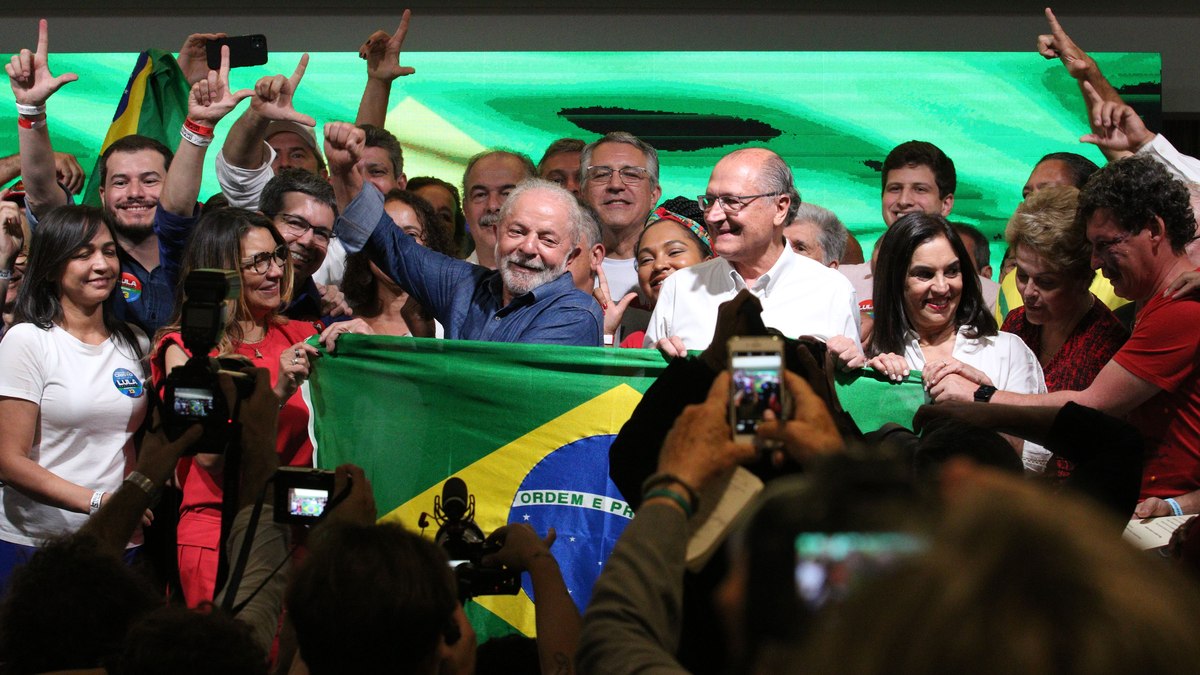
[124,471,157,496]
[0,269,11,280]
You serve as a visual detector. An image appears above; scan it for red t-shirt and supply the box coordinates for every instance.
[151,319,319,546]
[1112,291,1200,499]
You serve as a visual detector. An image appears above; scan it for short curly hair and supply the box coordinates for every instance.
[1006,186,1093,285]
[1076,155,1195,253]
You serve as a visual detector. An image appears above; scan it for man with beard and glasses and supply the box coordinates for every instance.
[325,123,601,345]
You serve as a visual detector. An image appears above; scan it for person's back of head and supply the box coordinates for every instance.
[0,535,160,674]
[115,605,267,675]
[286,523,463,675]
[796,463,1200,674]
[912,417,1023,478]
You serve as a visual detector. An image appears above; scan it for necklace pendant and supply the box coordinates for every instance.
[254,347,263,359]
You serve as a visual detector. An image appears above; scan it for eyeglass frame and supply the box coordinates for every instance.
[696,192,782,214]
[240,244,289,275]
[584,165,652,186]
[274,212,337,246]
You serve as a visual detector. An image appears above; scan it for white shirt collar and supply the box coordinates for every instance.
[724,243,795,298]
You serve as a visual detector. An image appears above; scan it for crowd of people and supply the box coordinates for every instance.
[1,6,1200,674]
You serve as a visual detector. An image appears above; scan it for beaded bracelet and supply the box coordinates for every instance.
[644,487,694,518]
[641,472,700,514]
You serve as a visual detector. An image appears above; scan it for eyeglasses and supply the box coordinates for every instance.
[241,244,288,275]
[585,165,651,186]
[697,193,781,214]
[276,214,336,246]
[1091,231,1135,258]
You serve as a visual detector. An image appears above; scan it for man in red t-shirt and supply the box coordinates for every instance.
[928,154,1200,517]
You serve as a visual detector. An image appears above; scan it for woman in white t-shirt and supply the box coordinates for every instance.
[0,206,149,584]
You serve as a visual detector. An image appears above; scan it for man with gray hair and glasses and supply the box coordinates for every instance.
[580,132,662,304]
[645,148,860,355]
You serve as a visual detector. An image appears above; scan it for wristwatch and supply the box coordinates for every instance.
[974,384,997,403]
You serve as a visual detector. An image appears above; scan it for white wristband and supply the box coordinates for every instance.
[179,126,213,147]
[89,490,104,514]
[15,102,45,116]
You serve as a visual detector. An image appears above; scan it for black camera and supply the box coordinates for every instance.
[160,269,254,451]
[427,478,520,600]
[273,467,337,525]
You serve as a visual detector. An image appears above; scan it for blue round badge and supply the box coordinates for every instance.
[112,368,145,398]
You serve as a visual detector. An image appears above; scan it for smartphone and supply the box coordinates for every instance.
[206,34,269,70]
[728,335,788,443]
[273,467,335,525]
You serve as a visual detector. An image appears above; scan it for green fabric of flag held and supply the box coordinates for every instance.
[303,335,924,639]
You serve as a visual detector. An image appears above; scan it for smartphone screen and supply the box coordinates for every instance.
[730,352,784,435]
[794,531,925,610]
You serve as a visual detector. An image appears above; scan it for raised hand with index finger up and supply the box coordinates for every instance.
[6,19,78,107]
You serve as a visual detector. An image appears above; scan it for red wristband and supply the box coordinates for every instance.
[183,118,214,137]
[17,116,46,130]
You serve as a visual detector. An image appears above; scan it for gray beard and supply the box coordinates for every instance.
[500,254,568,297]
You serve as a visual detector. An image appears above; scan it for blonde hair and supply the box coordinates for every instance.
[1006,186,1092,285]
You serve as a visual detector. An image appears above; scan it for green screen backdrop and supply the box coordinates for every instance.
[0,50,1160,264]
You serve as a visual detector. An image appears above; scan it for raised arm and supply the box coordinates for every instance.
[159,45,252,216]
[220,53,316,170]
[485,524,580,675]
[355,10,416,127]
[1037,8,1129,161]
[6,19,79,218]
[324,121,367,212]
[175,31,228,87]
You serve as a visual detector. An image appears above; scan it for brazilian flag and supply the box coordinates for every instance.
[305,336,924,640]
[81,49,190,207]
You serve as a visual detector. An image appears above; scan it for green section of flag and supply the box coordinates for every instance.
[306,336,669,514]
[835,369,926,431]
